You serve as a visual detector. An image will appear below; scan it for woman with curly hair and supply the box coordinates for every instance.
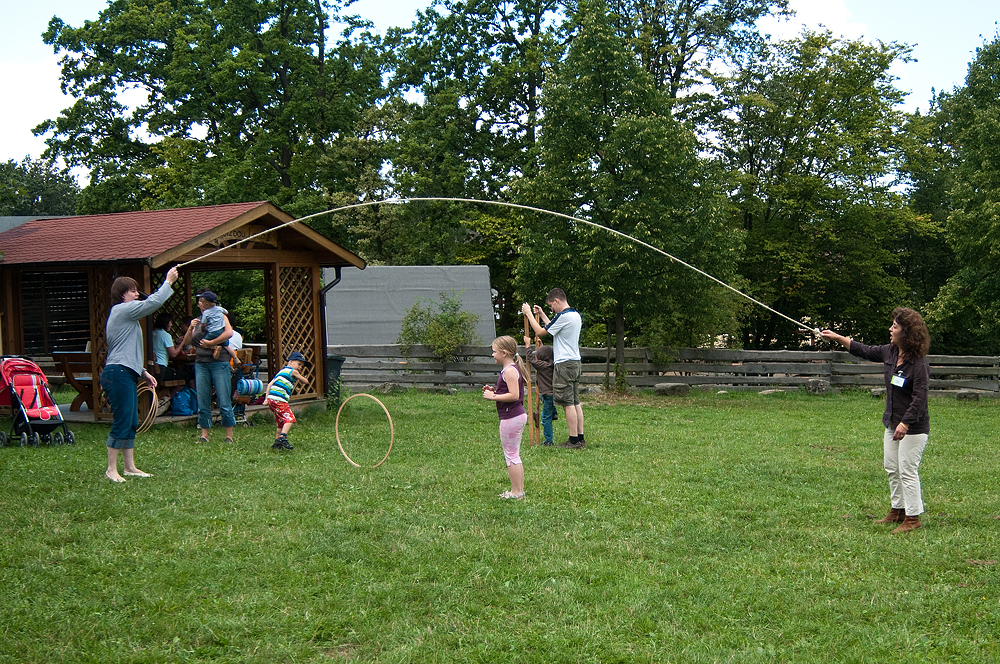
[821,308,931,533]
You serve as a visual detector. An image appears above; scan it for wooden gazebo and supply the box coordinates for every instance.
[0,201,365,421]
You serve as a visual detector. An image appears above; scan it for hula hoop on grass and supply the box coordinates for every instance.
[335,393,395,468]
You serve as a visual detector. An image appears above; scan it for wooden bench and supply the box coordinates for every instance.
[150,362,187,400]
[51,352,94,412]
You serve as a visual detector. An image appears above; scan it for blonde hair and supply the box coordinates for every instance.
[492,335,527,378]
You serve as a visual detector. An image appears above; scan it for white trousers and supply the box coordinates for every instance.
[883,429,928,516]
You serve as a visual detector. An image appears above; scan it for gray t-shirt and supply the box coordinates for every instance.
[105,280,174,376]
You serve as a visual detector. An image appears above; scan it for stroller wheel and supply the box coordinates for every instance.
[19,432,28,447]
[65,431,76,445]
[52,431,64,446]
[0,431,6,447]
[41,433,51,445]
[31,432,41,447]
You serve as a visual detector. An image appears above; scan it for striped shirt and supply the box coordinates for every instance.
[267,367,297,403]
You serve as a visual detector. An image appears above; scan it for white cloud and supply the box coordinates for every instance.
[758,0,867,42]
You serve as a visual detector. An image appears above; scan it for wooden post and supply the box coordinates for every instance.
[523,313,538,445]
[533,312,542,434]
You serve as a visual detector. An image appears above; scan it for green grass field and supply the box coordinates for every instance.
[1,389,998,663]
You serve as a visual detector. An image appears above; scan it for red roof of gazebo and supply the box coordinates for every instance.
[0,201,266,265]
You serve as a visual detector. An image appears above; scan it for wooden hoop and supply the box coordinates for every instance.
[137,382,157,433]
[335,393,395,468]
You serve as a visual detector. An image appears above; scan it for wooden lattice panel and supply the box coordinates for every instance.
[151,268,190,329]
[89,267,114,420]
[264,264,278,379]
[277,266,317,396]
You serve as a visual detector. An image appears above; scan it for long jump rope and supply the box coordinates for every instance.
[177,197,820,335]
[144,198,821,444]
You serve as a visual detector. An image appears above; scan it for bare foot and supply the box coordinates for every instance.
[105,470,125,483]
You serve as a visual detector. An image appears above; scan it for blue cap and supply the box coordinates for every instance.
[287,351,311,368]
[195,290,218,304]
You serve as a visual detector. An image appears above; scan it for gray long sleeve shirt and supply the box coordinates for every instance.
[105,280,175,376]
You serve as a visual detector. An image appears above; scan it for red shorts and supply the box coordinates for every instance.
[265,398,296,425]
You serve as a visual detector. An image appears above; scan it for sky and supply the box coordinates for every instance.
[1,0,997,169]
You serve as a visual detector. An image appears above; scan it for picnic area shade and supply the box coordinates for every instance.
[0,201,366,421]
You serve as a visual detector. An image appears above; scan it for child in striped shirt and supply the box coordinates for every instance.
[264,351,311,450]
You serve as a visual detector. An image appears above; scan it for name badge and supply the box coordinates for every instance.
[891,373,906,388]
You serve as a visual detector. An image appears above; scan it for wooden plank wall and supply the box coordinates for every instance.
[326,345,1000,394]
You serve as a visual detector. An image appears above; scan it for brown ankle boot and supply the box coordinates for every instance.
[874,508,906,524]
[891,515,922,534]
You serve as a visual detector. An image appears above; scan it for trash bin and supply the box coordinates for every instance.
[325,354,346,405]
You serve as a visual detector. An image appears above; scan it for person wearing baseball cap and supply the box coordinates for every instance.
[263,351,312,450]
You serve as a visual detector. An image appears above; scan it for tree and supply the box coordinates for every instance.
[518,0,742,361]
[895,95,957,310]
[0,158,79,216]
[369,0,566,330]
[924,35,1000,354]
[606,0,790,100]
[37,0,388,216]
[714,30,923,348]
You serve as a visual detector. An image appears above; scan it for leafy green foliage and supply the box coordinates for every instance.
[924,36,1000,354]
[607,0,791,100]
[897,98,958,310]
[715,30,920,347]
[0,158,79,215]
[381,0,566,330]
[191,270,265,343]
[518,0,743,358]
[38,0,388,215]
[397,290,482,361]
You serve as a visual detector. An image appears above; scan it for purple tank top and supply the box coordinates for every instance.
[495,365,526,420]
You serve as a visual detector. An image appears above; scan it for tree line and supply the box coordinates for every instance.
[8,0,1000,357]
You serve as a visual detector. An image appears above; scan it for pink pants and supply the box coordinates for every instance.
[499,413,527,466]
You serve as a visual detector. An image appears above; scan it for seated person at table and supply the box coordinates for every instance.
[151,313,191,398]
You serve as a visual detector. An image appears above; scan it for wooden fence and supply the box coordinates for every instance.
[327,345,1000,395]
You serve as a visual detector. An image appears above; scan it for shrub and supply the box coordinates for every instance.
[398,291,481,362]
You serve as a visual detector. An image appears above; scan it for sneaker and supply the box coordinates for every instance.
[542,440,554,446]
[559,439,585,449]
[272,436,293,450]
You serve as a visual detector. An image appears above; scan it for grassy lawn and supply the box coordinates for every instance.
[1,388,998,663]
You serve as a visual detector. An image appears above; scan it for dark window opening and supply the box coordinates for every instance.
[21,272,91,354]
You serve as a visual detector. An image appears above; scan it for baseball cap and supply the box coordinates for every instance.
[287,351,312,368]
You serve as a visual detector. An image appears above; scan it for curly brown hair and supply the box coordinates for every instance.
[891,307,930,358]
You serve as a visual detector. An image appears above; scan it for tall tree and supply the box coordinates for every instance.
[37,0,388,216]
[0,158,79,216]
[896,95,957,310]
[367,0,566,330]
[518,0,742,360]
[924,36,1000,354]
[715,30,923,348]
[606,0,790,101]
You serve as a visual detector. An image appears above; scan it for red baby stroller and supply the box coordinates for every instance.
[0,357,75,446]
